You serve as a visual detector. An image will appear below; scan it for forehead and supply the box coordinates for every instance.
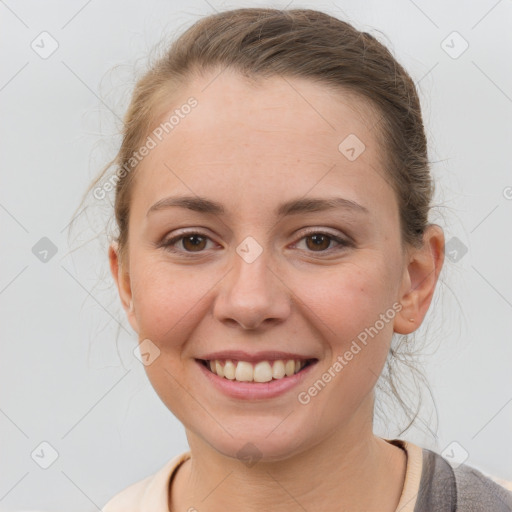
[129,69,396,224]
[167,69,380,159]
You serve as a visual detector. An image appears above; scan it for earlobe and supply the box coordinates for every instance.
[393,225,445,335]
[108,242,139,333]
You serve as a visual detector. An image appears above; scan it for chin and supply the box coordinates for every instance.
[195,419,315,464]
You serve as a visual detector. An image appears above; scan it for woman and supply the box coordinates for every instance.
[85,7,512,511]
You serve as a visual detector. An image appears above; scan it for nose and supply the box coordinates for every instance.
[212,247,291,331]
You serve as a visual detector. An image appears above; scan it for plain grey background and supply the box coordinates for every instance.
[1,0,511,510]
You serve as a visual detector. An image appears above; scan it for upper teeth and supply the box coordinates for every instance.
[207,359,306,382]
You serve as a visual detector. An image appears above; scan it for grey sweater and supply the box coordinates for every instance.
[415,447,512,511]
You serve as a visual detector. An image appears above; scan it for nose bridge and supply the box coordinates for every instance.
[233,238,272,296]
[213,235,290,329]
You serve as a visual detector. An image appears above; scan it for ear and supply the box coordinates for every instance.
[394,224,445,334]
[108,241,139,333]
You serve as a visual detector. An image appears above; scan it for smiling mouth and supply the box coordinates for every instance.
[198,358,317,383]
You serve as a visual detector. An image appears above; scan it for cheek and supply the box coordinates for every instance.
[298,262,395,343]
[130,257,212,344]
[293,259,398,403]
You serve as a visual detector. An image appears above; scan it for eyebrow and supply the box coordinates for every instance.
[146,195,369,218]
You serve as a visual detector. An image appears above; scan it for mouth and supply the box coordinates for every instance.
[197,357,318,383]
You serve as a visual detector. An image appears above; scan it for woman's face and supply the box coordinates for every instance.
[110,70,436,461]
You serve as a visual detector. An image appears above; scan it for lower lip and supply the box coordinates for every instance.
[196,360,317,400]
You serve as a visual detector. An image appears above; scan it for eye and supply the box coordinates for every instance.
[294,231,351,253]
[159,229,351,256]
[160,231,216,255]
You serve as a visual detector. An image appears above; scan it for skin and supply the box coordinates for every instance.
[109,69,444,511]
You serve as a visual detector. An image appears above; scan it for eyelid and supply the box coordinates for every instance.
[160,228,219,251]
[290,228,352,250]
[294,227,348,239]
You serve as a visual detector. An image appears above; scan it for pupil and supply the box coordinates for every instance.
[185,235,205,251]
[308,234,329,250]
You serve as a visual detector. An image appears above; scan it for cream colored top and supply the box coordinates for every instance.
[102,450,192,512]
[101,438,511,511]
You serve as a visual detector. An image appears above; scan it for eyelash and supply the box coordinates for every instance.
[159,229,352,257]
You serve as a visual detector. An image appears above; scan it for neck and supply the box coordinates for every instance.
[170,423,407,512]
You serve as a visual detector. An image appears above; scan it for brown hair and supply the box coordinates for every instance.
[73,7,441,436]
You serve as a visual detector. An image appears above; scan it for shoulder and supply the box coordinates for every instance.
[452,457,512,511]
[418,447,512,511]
[101,452,191,512]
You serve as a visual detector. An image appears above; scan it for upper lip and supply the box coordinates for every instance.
[197,350,317,362]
